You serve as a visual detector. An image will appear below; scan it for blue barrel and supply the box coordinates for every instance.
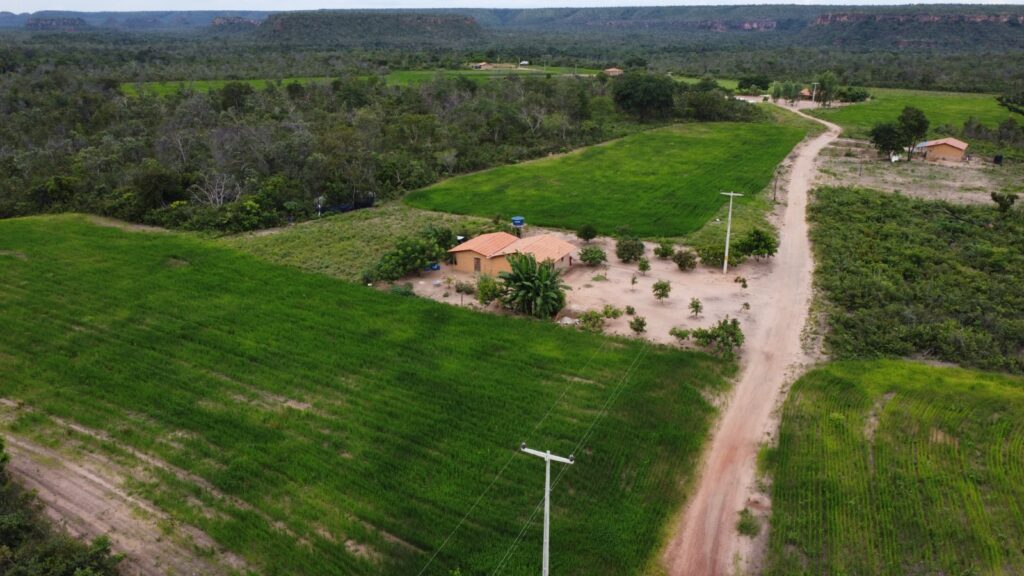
[511,216,525,228]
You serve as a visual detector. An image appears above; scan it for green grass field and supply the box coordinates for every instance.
[404,121,810,238]
[221,204,492,282]
[121,67,600,96]
[810,87,1023,139]
[0,214,733,575]
[765,360,1024,575]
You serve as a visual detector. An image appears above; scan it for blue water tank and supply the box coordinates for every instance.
[511,216,525,227]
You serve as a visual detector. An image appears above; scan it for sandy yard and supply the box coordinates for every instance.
[403,231,769,345]
[816,137,1020,204]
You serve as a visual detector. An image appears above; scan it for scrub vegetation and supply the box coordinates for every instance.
[765,360,1024,575]
[809,187,1024,373]
[0,215,734,575]
[406,122,808,237]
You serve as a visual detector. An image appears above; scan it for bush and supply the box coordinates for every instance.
[672,249,698,271]
[629,316,647,335]
[616,237,645,263]
[376,236,446,282]
[625,305,636,316]
[654,240,675,259]
[691,317,744,358]
[579,245,608,266]
[737,227,779,260]
[689,297,703,317]
[696,241,745,268]
[670,327,691,343]
[476,274,501,304]
[602,304,623,319]
[389,282,416,297]
[578,310,606,333]
[577,224,598,242]
[455,280,476,295]
[638,256,651,275]
[737,509,761,537]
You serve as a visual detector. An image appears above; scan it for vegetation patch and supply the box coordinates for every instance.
[406,122,808,237]
[0,214,734,575]
[810,87,1023,139]
[809,186,1024,373]
[766,360,1024,575]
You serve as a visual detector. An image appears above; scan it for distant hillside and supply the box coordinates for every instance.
[0,10,273,30]
[256,11,483,47]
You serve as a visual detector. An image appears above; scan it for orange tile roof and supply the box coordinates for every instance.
[918,137,968,151]
[448,232,519,258]
[499,234,578,263]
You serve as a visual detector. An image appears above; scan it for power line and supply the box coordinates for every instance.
[415,338,610,576]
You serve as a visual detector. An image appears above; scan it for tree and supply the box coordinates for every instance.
[638,256,651,275]
[652,280,671,302]
[770,81,783,102]
[499,253,568,318]
[654,240,675,259]
[577,223,598,242]
[815,71,838,107]
[579,245,608,266]
[992,191,1019,214]
[611,73,676,121]
[219,81,254,112]
[997,89,1024,116]
[689,297,703,317]
[869,122,904,157]
[616,236,645,263]
[672,249,697,271]
[898,106,929,159]
[375,237,446,281]
[630,274,638,291]
[737,228,779,259]
[629,316,647,335]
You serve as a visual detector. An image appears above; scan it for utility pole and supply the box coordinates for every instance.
[811,82,820,107]
[721,192,743,275]
[520,443,574,576]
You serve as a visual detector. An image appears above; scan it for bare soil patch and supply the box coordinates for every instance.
[87,215,168,233]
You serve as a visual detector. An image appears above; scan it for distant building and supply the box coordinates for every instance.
[914,137,969,162]
[799,87,813,100]
[448,232,577,275]
[603,67,625,77]
[519,60,530,66]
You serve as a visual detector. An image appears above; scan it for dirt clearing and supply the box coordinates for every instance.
[662,109,839,576]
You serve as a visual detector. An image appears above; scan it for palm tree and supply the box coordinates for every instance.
[499,253,568,318]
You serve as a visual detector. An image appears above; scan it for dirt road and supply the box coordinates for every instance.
[662,110,839,575]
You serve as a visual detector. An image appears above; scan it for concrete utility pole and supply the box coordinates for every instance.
[520,443,574,576]
[721,192,744,275]
[811,82,820,107]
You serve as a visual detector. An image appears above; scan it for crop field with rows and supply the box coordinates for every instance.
[405,122,809,237]
[765,360,1024,575]
[0,215,733,575]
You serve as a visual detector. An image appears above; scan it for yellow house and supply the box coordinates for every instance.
[914,137,968,162]
[448,232,577,275]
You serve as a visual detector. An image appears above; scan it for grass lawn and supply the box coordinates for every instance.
[220,204,493,282]
[765,360,1024,575]
[405,121,810,238]
[809,87,1023,139]
[0,214,733,575]
[121,67,600,96]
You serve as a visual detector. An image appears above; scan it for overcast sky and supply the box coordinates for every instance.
[8,0,1024,14]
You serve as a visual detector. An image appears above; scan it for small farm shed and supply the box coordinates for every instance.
[448,232,577,275]
[914,137,969,162]
[799,87,813,100]
[604,67,625,77]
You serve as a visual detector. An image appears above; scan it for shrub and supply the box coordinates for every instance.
[616,237,645,263]
[602,304,623,319]
[629,316,647,335]
[376,236,446,281]
[577,224,598,242]
[691,317,744,358]
[625,305,636,316]
[476,274,501,304]
[672,249,697,271]
[638,257,651,276]
[652,280,671,302]
[578,310,606,333]
[735,276,748,289]
[737,509,761,537]
[579,245,608,266]
[689,297,703,317]
[669,327,691,343]
[389,282,416,297]
[696,242,744,268]
[737,227,779,260]
[455,280,476,295]
[654,240,675,259]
